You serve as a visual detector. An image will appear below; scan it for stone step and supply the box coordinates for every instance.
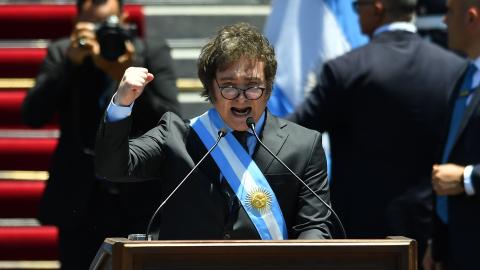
[145,5,269,40]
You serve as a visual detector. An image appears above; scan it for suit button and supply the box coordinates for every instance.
[223,233,231,239]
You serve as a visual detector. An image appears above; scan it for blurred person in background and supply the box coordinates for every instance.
[288,0,467,266]
[21,0,179,269]
[423,0,480,269]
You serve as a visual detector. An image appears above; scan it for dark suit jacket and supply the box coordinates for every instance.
[21,37,180,229]
[433,84,480,270]
[95,111,333,239]
[289,31,467,242]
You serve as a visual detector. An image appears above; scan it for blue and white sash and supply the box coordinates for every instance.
[190,109,288,240]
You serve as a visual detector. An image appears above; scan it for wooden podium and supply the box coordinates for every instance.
[90,237,416,270]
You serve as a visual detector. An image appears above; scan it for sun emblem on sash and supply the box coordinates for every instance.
[245,187,272,214]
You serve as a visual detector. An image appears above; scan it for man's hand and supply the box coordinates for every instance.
[67,22,99,65]
[114,67,154,106]
[432,164,465,195]
[93,40,135,82]
[67,21,134,81]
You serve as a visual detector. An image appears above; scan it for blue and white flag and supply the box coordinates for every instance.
[265,0,367,116]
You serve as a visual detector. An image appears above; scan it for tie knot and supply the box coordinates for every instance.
[460,63,478,96]
[468,62,478,72]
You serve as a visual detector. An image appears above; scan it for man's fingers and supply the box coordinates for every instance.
[146,73,154,84]
[125,40,135,54]
[74,21,95,29]
[115,67,151,106]
[121,67,153,91]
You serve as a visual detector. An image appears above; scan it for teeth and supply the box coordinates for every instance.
[232,107,251,116]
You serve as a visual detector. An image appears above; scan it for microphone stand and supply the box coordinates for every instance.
[143,128,227,240]
[246,117,346,239]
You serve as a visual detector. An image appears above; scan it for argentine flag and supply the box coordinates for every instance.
[265,0,367,116]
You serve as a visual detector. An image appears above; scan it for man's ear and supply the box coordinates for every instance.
[373,0,385,16]
[467,6,479,23]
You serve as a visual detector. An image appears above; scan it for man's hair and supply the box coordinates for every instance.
[382,0,417,19]
[197,22,277,102]
[76,0,124,12]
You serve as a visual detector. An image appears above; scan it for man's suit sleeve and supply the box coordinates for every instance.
[294,131,333,239]
[95,112,174,182]
[288,63,341,133]
[21,40,74,128]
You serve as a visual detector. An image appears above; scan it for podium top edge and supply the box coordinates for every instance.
[106,237,415,247]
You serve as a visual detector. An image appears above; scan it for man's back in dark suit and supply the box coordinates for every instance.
[289,0,467,261]
[291,28,466,236]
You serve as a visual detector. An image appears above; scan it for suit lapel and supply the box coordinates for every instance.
[253,112,288,173]
[453,86,480,146]
[186,128,220,182]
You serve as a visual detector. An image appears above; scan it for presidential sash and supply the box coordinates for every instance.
[190,109,288,240]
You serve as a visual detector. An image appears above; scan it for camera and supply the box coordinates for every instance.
[95,15,136,61]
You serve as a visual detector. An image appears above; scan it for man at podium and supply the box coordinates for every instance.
[95,22,334,240]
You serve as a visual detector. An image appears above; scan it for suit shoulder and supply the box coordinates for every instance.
[418,38,465,62]
[158,111,188,129]
[324,34,467,80]
[321,41,375,79]
[280,118,322,140]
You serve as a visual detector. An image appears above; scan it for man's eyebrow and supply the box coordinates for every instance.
[217,74,262,81]
[217,76,262,81]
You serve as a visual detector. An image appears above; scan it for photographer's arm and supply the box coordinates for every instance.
[141,38,181,116]
[22,40,78,128]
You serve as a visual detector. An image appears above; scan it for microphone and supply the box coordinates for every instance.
[144,128,228,240]
[246,117,346,239]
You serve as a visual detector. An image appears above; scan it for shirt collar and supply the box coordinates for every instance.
[250,111,266,136]
[470,57,480,89]
[373,22,417,37]
[223,111,266,135]
[471,56,480,71]
[223,111,265,156]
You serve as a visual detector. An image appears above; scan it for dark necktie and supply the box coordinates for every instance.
[233,131,249,154]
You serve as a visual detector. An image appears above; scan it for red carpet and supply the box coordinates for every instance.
[0,226,58,260]
[0,181,45,218]
[0,4,144,40]
[0,138,56,171]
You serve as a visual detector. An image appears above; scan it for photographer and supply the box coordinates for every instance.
[21,0,180,269]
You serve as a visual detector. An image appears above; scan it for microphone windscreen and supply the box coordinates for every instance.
[246,117,255,127]
[218,128,228,137]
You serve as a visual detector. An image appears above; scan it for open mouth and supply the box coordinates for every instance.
[231,107,252,117]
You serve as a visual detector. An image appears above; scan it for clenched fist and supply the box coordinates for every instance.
[114,67,154,106]
[432,164,465,195]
